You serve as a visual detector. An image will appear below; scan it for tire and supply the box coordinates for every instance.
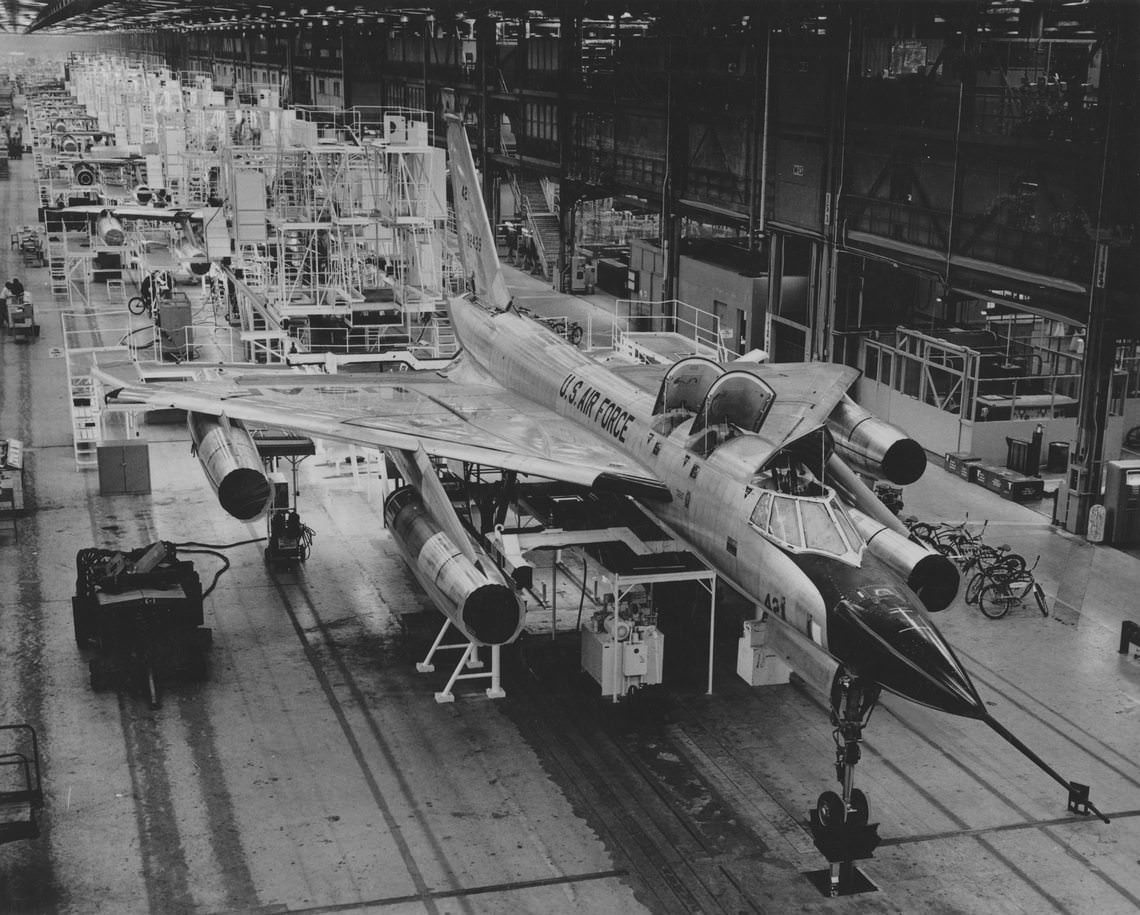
[847,788,870,826]
[567,324,583,346]
[979,583,1012,619]
[965,572,985,605]
[127,296,147,316]
[1034,583,1050,617]
[816,790,845,826]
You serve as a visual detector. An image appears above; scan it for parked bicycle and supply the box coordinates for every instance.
[977,556,1049,619]
[905,516,987,565]
[540,316,584,346]
[514,304,584,346]
[963,543,1027,605]
[127,270,173,317]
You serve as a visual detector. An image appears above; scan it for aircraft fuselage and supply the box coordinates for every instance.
[449,294,984,718]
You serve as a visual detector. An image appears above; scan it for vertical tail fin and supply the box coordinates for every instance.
[442,88,512,311]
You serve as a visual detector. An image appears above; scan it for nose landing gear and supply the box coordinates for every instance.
[807,670,882,897]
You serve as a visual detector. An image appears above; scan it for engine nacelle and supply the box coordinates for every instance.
[95,210,125,246]
[848,506,958,611]
[384,486,524,646]
[187,412,272,521]
[827,395,927,485]
[176,237,210,275]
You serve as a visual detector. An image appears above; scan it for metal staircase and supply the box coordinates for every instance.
[514,175,560,281]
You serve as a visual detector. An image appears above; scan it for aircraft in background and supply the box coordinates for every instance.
[59,201,215,277]
[94,88,1106,846]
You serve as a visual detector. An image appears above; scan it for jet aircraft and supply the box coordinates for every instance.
[93,88,1106,840]
[61,201,214,276]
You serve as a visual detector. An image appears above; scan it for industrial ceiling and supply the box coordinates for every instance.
[11,0,1117,37]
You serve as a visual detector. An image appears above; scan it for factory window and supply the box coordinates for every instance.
[524,103,558,143]
[332,80,340,97]
[317,78,327,94]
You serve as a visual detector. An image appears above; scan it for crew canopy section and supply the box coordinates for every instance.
[649,356,859,468]
[747,486,864,563]
[652,357,776,456]
[650,355,866,562]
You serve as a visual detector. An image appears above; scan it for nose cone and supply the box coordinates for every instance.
[830,590,984,718]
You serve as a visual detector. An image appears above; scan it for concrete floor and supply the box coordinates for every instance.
[2,155,1140,914]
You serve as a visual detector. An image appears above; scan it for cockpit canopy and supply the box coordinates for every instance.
[690,371,776,437]
[653,356,725,416]
[749,485,864,562]
[652,357,777,457]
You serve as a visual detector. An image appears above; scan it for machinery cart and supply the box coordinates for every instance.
[9,300,39,342]
[72,541,212,709]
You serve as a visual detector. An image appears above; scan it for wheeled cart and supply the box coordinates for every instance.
[72,542,212,708]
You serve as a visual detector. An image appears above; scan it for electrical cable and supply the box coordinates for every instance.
[575,555,588,632]
[171,536,268,598]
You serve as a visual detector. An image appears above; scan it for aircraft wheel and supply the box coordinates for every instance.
[848,788,870,826]
[816,790,845,826]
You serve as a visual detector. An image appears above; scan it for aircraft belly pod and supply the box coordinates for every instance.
[188,412,272,521]
[827,395,927,485]
[384,486,524,646]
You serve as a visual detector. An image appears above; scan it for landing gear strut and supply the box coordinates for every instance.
[808,670,882,897]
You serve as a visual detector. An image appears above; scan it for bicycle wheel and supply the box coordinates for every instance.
[979,583,1013,619]
[127,296,147,315]
[988,557,1026,583]
[1033,583,1050,617]
[965,571,985,605]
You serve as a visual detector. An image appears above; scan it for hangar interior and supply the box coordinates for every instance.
[0,2,1139,914]
[139,0,1139,534]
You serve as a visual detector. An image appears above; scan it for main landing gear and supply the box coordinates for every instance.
[808,670,883,897]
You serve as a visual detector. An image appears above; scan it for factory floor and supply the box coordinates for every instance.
[1,154,1139,915]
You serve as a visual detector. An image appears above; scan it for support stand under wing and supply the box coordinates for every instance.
[416,618,506,703]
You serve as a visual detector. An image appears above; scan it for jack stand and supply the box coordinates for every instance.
[807,670,882,898]
[416,618,506,703]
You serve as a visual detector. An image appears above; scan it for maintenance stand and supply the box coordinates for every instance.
[254,430,316,566]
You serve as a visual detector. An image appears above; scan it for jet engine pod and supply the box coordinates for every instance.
[847,507,958,611]
[827,396,927,485]
[95,210,125,246]
[384,486,524,646]
[187,412,272,521]
[73,161,96,184]
[176,237,210,275]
